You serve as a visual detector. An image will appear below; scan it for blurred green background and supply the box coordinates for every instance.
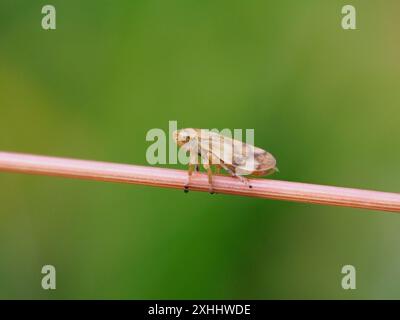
[0,0,399,299]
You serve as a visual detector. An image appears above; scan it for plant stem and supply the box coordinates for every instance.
[0,151,399,213]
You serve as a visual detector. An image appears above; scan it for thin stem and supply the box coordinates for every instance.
[0,151,399,213]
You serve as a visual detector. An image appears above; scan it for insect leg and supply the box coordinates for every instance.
[220,163,252,188]
[199,151,215,194]
[235,175,252,188]
[184,164,194,193]
[203,162,214,194]
[215,165,221,175]
[184,147,199,193]
[219,163,235,177]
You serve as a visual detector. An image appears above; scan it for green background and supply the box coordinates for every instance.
[0,0,399,299]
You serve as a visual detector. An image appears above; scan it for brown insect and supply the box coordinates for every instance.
[173,128,277,193]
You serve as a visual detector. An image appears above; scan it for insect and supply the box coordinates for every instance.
[173,128,277,194]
